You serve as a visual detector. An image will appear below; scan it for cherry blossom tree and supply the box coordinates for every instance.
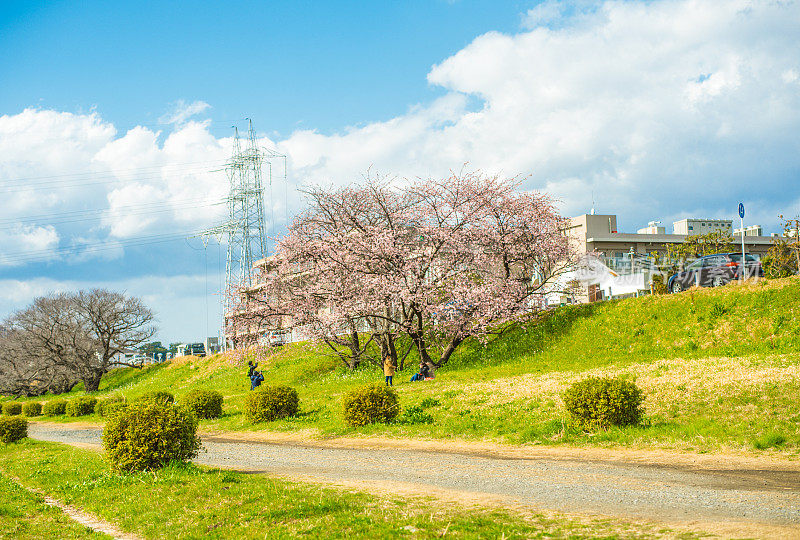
[227,170,572,370]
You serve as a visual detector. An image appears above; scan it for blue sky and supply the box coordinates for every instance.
[0,1,528,136]
[1,0,799,342]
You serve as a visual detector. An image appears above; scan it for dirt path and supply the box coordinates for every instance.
[26,484,141,540]
[28,423,800,539]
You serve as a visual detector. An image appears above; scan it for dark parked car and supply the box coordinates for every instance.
[667,253,763,293]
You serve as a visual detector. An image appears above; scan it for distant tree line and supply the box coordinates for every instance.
[0,289,156,397]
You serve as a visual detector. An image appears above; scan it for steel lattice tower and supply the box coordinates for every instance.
[199,120,285,348]
[224,121,268,295]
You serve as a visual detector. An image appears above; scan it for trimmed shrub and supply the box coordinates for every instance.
[65,396,98,417]
[183,389,223,420]
[245,386,299,423]
[103,400,201,471]
[343,384,400,427]
[42,400,67,416]
[0,417,27,443]
[101,402,127,418]
[96,395,126,418]
[562,377,644,430]
[134,391,174,405]
[22,402,42,417]
[1,402,22,416]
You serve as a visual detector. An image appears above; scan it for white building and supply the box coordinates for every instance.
[672,218,732,235]
[734,225,763,237]
[637,221,666,234]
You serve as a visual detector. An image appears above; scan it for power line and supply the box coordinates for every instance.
[0,167,226,195]
[0,159,227,185]
[0,197,222,230]
[0,229,208,265]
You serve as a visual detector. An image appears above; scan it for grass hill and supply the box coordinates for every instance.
[8,277,800,455]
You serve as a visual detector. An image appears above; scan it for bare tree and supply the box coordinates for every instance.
[1,289,156,395]
[75,289,157,391]
[1,294,86,395]
[0,323,77,397]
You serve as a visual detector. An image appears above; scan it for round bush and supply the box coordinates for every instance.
[1,402,22,416]
[101,402,128,418]
[0,417,27,443]
[65,396,98,417]
[96,395,126,417]
[245,386,299,423]
[562,376,644,430]
[342,384,400,427]
[183,389,223,420]
[102,401,201,471]
[22,402,42,417]
[134,391,174,405]
[42,400,67,416]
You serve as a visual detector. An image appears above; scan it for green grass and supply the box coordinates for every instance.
[0,439,699,539]
[6,277,800,454]
[0,472,108,539]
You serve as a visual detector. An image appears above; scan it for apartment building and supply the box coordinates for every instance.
[568,214,773,259]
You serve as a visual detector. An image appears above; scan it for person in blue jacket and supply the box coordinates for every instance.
[250,369,264,390]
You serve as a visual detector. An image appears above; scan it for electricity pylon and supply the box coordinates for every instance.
[198,120,285,348]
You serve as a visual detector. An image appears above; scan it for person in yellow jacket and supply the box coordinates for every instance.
[383,357,396,386]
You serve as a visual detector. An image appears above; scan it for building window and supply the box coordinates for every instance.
[688,226,693,230]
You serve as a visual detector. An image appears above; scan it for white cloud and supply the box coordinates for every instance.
[280,0,800,231]
[0,225,60,267]
[1,0,799,271]
[0,110,235,265]
[783,68,799,84]
[158,99,211,125]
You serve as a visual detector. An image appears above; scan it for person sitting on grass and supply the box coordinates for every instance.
[420,360,435,380]
[410,361,424,382]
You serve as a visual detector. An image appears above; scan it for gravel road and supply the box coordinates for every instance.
[28,424,800,535]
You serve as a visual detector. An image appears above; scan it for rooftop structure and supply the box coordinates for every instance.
[637,221,665,235]
[673,218,732,235]
[734,225,763,237]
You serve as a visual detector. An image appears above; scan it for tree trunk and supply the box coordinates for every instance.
[379,335,390,366]
[323,338,360,370]
[438,335,464,367]
[82,372,103,392]
[384,333,398,369]
[347,323,362,370]
[408,307,434,367]
[410,332,433,366]
[794,248,800,275]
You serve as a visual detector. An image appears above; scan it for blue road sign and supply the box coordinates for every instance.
[738,203,745,219]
